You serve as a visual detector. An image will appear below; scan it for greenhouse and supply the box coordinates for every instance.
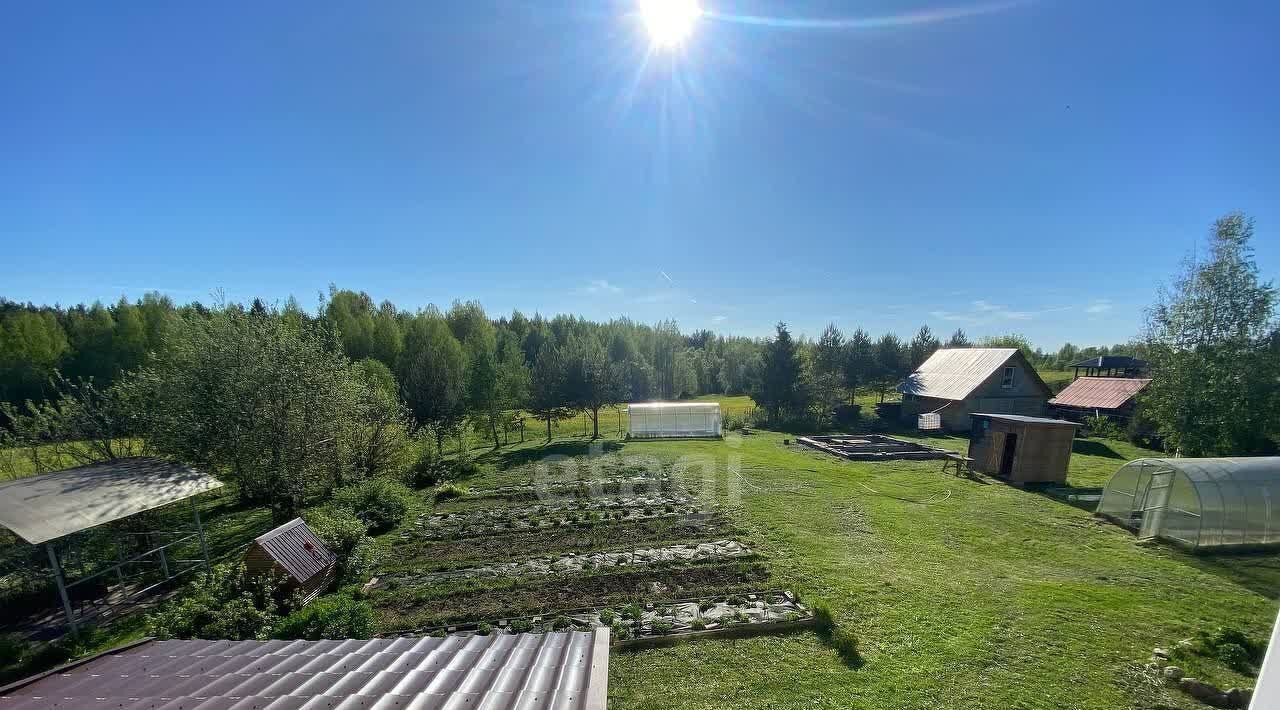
[627,402,722,439]
[1096,457,1280,549]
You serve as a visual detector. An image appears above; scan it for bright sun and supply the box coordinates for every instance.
[639,0,702,48]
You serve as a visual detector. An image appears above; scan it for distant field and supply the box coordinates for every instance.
[1038,368,1075,393]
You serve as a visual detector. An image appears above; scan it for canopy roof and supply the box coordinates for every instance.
[899,348,1048,401]
[0,457,222,544]
[1050,377,1150,409]
[1070,355,1148,370]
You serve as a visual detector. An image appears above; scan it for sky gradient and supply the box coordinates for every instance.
[2,0,1277,349]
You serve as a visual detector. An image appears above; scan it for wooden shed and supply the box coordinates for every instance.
[967,413,1080,484]
[243,518,337,605]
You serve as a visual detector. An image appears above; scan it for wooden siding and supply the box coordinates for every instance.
[967,416,1075,483]
[243,542,336,606]
[900,354,1049,432]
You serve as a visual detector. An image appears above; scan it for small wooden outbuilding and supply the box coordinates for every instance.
[243,518,337,605]
[967,413,1079,484]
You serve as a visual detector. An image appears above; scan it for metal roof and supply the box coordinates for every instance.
[250,518,336,584]
[0,458,223,545]
[972,413,1080,427]
[627,402,720,412]
[0,630,611,709]
[1049,377,1151,410]
[898,348,1027,401]
[1070,355,1147,370]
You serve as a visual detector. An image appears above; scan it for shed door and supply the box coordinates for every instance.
[1138,469,1174,540]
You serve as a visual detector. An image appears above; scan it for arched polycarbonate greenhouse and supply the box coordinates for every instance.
[627,402,722,439]
[1096,457,1280,549]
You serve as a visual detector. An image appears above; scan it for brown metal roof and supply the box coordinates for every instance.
[1049,377,1151,410]
[0,457,223,545]
[250,518,336,584]
[1,630,610,709]
[898,348,1046,401]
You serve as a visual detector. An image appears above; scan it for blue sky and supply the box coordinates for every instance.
[2,1,1277,349]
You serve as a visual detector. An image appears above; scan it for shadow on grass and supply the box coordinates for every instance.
[1170,548,1280,601]
[485,440,624,469]
[1024,482,1105,512]
[813,604,864,670]
[1072,439,1125,459]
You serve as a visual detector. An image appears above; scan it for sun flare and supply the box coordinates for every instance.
[638,0,702,48]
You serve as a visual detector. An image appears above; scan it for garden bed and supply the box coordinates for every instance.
[465,474,676,501]
[383,590,811,646]
[368,539,753,588]
[370,560,773,630]
[407,494,709,540]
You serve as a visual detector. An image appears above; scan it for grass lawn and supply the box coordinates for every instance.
[596,429,1277,709]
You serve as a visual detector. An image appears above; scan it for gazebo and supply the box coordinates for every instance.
[0,457,223,631]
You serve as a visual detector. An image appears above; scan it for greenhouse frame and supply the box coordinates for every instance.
[1096,457,1280,550]
[627,402,722,439]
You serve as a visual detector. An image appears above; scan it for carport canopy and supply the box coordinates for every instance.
[0,457,222,544]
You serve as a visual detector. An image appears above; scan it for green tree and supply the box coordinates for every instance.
[565,335,623,439]
[945,328,971,348]
[1141,213,1278,455]
[908,324,940,368]
[528,341,569,440]
[397,309,465,455]
[873,333,906,402]
[841,328,874,404]
[131,309,359,520]
[0,310,69,403]
[813,323,846,415]
[751,322,812,425]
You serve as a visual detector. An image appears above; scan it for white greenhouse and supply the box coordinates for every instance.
[1096,457,1280,550]
[627,402,722,439]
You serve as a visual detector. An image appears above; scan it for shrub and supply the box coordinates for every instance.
[509,619,533,634]
[331,479,415,533]
[691,618,707,631]
[147,563,284,640]
[476,622,493,636]
[611,621,631,640]
[304,506,375,585]
[435,483,470,502]
[0,634,28,668]
[698,600,715,612]
[274,594,374,640]
[650,619,673,635]
[551,616,572,630]
[1083,415,1125,441]
[1195,626,1264,672]
[621,603,643,621]
[598,609,617,626]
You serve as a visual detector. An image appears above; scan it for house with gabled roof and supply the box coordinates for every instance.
[898,348,1053,432]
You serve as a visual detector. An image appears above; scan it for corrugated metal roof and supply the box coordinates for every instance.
[250,518,336,584]
[898,348,1022,401]
[1049,377,1151,410]
[0,458,223,545]
[972,413,1080,427]
[0,630,610,709]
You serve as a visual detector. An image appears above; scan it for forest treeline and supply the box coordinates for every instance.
[0,290,1136,427]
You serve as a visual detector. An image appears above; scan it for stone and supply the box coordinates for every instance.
[1152,647,1170,659]
[1162,666,1183,681]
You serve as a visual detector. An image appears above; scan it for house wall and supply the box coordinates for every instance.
[901,354,1049,432]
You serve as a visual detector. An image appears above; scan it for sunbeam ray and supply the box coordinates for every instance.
[707,0,1029,30]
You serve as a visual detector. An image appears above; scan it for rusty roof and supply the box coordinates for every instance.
[249,518,336,584]
[1050,377,1151,410]
[899,348,1047,401]
[0,630,610,709]
[0,457,222,545]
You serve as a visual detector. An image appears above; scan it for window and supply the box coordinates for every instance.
[1000,366,1016,389]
